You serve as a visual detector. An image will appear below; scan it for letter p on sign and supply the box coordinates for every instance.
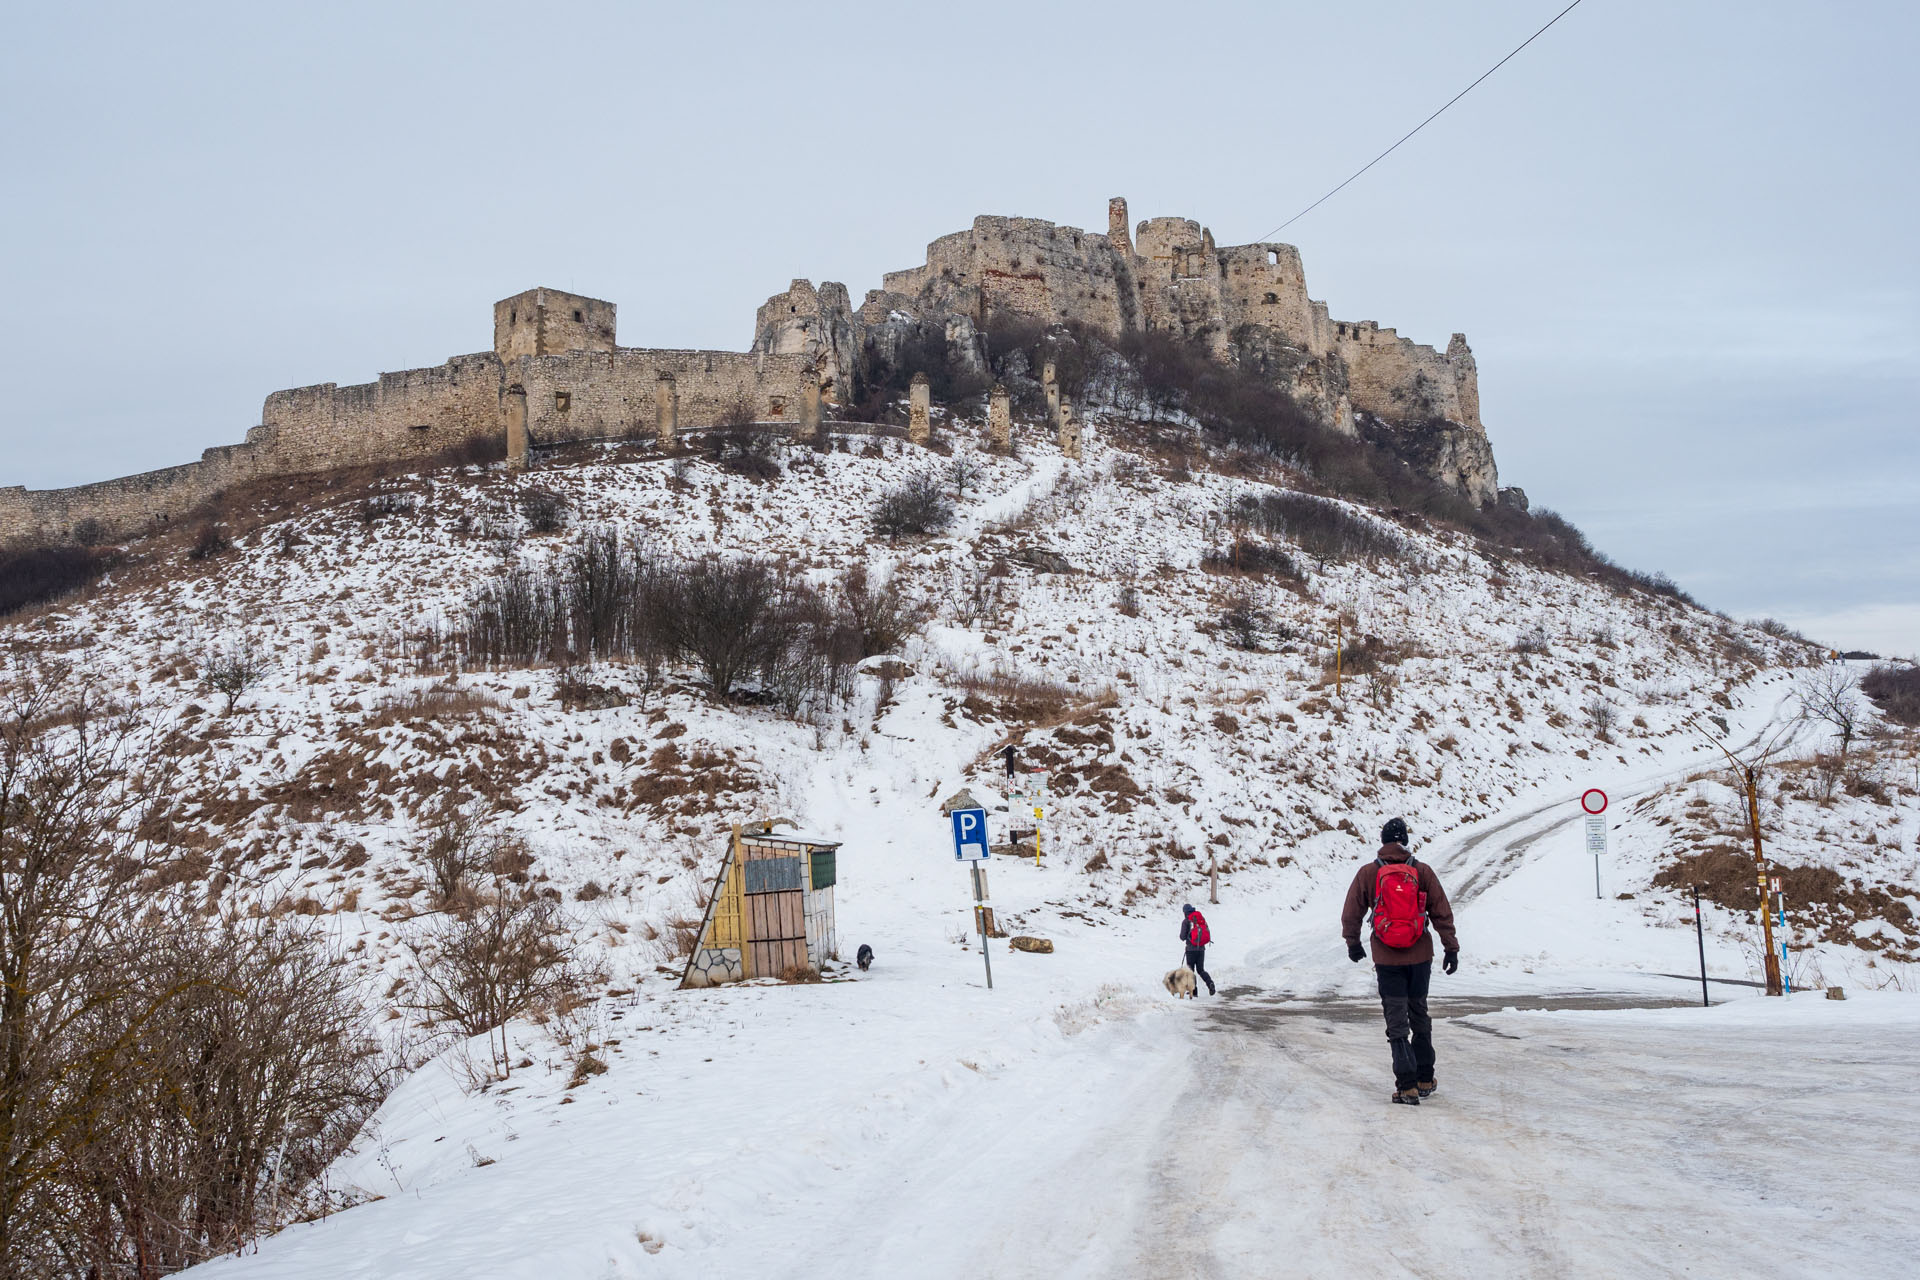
[951,807,990,862]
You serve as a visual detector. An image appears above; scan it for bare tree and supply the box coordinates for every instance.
[1583,694,1619,741]
[1798,664,1865,762]
[201,635,266,714]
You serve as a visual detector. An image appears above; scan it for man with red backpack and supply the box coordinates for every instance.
[1179,904,1216,996]
[1340,817,1458,1105]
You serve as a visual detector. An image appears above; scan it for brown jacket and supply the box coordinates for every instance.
[1341,843,1458,966]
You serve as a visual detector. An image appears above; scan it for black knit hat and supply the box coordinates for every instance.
[1381,817,1409,845]
[1182,903,1194,915]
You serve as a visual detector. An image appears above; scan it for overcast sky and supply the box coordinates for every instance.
[2,1,1913,653]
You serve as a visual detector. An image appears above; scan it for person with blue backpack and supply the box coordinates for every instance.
[1179,904,1216,996]
[1340,817,1459,1105]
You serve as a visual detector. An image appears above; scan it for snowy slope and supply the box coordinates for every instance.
[8,412,1915,1276]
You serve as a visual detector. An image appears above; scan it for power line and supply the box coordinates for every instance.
[1256,0,1587,241]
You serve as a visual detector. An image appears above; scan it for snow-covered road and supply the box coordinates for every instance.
[776,989,1917,1280]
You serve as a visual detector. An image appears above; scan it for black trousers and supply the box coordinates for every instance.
[1375,960,1435,1090]
[1184,945,1215,995]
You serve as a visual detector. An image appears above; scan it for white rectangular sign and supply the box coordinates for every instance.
[1584,815,1607,855]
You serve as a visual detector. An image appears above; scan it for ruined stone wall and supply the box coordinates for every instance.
[514,349,816,443]
[1332,322,1479,429]
[882,216,1129,334]
[0,353,507,547]
[258,353,505,475]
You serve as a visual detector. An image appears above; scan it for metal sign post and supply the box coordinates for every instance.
[1692,886,1710,1007]
[1771,875,1789,995]
[1581,789,1608,899]
[950,806,992,989]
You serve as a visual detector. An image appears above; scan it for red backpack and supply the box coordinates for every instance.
[1370,860,1428,949]
[1186,911,1211,947]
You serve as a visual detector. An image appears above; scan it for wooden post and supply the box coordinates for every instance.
[1746,768,1783,996]
[1209,851,1219,904]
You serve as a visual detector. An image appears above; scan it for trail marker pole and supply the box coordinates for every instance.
[1692,885,1710,1007]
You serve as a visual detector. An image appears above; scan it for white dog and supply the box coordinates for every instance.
[1163,967,1197,999]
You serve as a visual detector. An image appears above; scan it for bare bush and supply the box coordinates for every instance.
[0,662,379,1273]
[463,565,565,666]
[1202,540,1305,582]
[872,471,955,538]
[1862,663,1920,727]
[188,522,232,561]
[1219,594,1271,651]
[838,565,923,658]
[0,544,116,617]
[200,634,267,714]
[1228,490,1409,564]
[1512,625,1549,655]
[519,489,568,534]
[1583,695,1620,741]
[405,892,601,1077]
[419,808,500,906]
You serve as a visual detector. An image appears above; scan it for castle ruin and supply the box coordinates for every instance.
[1,198,1500,547]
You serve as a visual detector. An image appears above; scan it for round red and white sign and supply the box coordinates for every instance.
[1581,788,1608,815]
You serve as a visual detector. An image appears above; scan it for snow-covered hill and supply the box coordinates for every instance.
[9,411,1916,1276]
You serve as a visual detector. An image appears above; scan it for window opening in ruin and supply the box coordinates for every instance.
[573,309,583,322]
[555,391,572,412]
[1264,292,1279,305]
[510,310,517,323]
[769,396,788,417]
[410,423,431,432]
[1268,250,1278,266]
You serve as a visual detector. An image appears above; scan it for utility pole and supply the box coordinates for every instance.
[1689,717,1784,997]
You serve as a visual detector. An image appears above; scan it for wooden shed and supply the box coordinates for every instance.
[682,824,840,988]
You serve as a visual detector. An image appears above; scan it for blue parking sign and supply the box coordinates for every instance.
[950,807,990,862]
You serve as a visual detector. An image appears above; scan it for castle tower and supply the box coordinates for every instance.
[908,373,931,445]
[987,383,1011,451]
[655,372,678,447]
[1042,360,1060,426]
[494,288,617,361]
[1108,197,1133,256]
[1058,401,1082,461]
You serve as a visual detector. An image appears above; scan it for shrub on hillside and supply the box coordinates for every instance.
[1201,540,1304,583]
[0,544,114,616]
[1229,490,1409,563]
[187,522,231,560]
[1862,663,1920,727]
[871,471,955,538]
[519,489,568,534]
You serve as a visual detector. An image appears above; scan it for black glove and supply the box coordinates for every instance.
[1443,950,1459,976]
[1347,941,1366,963]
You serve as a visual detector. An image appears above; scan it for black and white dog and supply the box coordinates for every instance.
[856,944,875,972]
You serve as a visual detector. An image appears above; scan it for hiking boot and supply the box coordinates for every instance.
[1416,1081,1437,1099]
[1391,1088,1421,1106]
